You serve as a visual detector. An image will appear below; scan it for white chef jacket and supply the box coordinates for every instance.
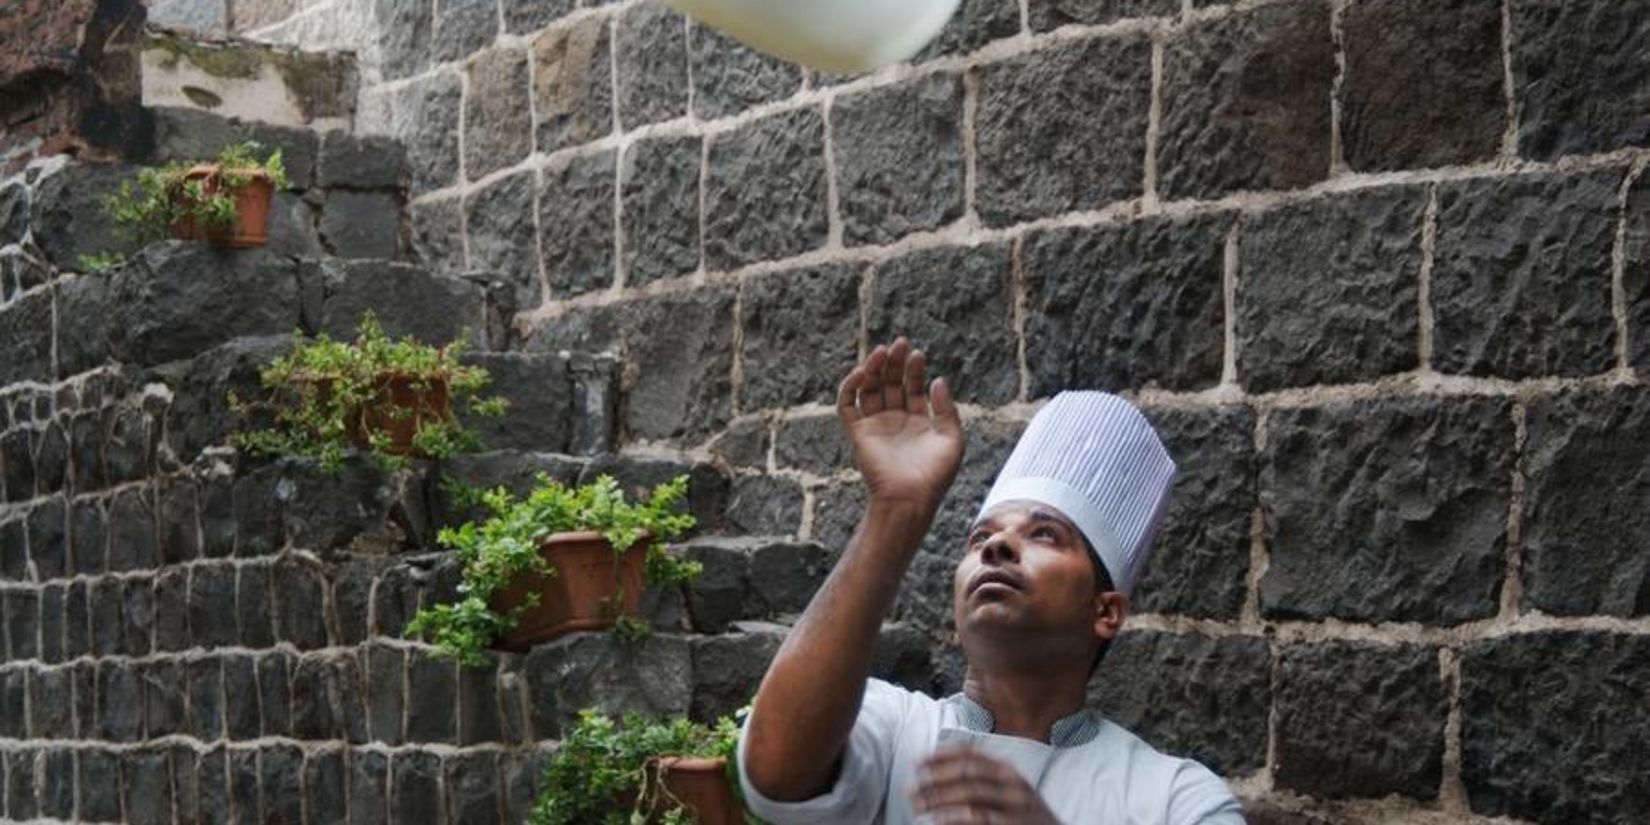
[739,678,1246,825]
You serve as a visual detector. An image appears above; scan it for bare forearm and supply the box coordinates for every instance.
[744,496,936,800]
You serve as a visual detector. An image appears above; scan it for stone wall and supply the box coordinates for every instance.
[2,0,1650,823]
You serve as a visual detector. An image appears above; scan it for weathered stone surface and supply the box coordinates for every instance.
[578,453,730,531]
[0,287,53,386]
[773,413,850,477]
[464,170,541,309]
[356,70,461,195]
[29,162,139,270]
[1131,406,1255,618]
[0,181,28,246]
[90,579,123,656]
[1,429,34,503]
[704,107,829,269]
[725,475,805,536]
[1432,168,1621,378]
[149,0,226,30]
[1029,0,1177,30]
[621,134,701,285]
[143,659,188,737]
[1089,631,1270,775]
[870,243,1017,404]
[1237,186,1426,390]
[834,73,965,247]
[97,660,145,740]
[538,149,616,297]
[739,264,861,410]
[915,0,1020,58]
[618,289,737,441]
[158,335,287,465]
[78,748,121,820]
[405,649,457,743]
[691,630,782,721]
[237,564,275,648]
[615,0,689,128]
[348,749,389,823]
[507,0,576,33]
[305,749,348,825]
[465,47,531,180]
[365,644,405,744]
[310,258,489,347]
[433,0,498,62]
[444,751,500,823]
[188,657,224,739]
[501,749,550,823]
[460,352,573,452]
[272,556,329,649]
[229,749,260,823]
[710,416,768,469]
[408,196,465,272]
[258,651,295,736]
[532,17,613,153]
[1460,631,1650,824]
[1521,387,1650,616]
[1276,641,1443,799]
[107,487,157,572]
[0,515,25,580]
[389,750,442,824]
[147,108,320,190]
[374,0,433,80]
[4,589,39,661]
[6,750,38,820]
[319,190,402,260]
[50,273,102,380]
[1160,2,1333,199]
[688,22,801,120]
[1260,397,1513,624]
[0,668,22,738]
[1629,173,1650,371]
[318,130,407,190]
[28,667,72,737]
[1510,0,1650,161]
[681,536,756,633]
[104,243,299,367]
[64,582,90,658]
[977,35,1150,225]
[1341,0,1504,171]
[152,569,188,651]
[104,403,151,485]
[1023,213,1228,395]
[525,634,694,737]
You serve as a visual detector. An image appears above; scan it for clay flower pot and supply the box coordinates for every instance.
[349,373,451,456]
[169,164,275,248]
[648,756,745,825]
[490,531,648,650]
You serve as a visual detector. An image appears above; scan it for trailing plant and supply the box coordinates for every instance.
[406,474,701,666]
[229,311,506,472]
[76,252,124,274]
[531,709,763,825]
[104,140,292,245]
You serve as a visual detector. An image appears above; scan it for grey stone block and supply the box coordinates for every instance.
[532,17,613,152]
[615,1,690,128]
[349,750,389,825]
[704,108,829,269]
[774,413,850,477]
[579,453,731,531]
[28,667,72,738]
[1159,2,1333,199]
[406,649,458,743]
[458,662,504,744]
[464,170,542,309]
[258,651,295,736]
[26,497,66,579]
[104,243,300,367]
[107,488,157,572]
[507,0,577,33]
[124,748,174,825]
[1510,0,1650,161]
[869,243,1017,404]
[1432,168,1622,378]
[152,568,189,651]
[260,745,305,825]
[0,287,53,387]
[691,630,782,721]
[461,352,574,452]
[917,0,1020,58]
[199,748,231,825]
[97,660,145,741]
[620,134,701,285]
[688,21,801,120]
[305,749,349,825]
[434,0,498,63]
[445,751,501,823]
[524,633,693,737]
[28,162,140,270]
[834,73,965,246]
[359,70,461,195]
[977,35,1150,224]
[237,564,276,648]
[612,288,737,441]
[408,196,465,272]
[465,47,532,180]
[1275,641,1442,799]
[739,263,861,410]
[726,475,804,536]
[1629,170,1650,372]
[188,657,225,740]
[1237,185,1427,391]
[389,750,442,824]
[319,190,403,260]
[310,258,490,348]
[273,556,330,649]
[375,0,434,80]
[1029,0,1177,30]
[143,660,188,737]
[1260,397,1513,624]
[1023,213,1229,395]
[55,272,109,379]
[0,180,27,246]
[221,657,258,738]
[158,335,287,466]
[77,748,120,820]
[319,131,408,190]
[538,149,616,297]
[709,416,767,469]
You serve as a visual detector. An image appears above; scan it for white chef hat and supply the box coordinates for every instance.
[975,392,1175,597]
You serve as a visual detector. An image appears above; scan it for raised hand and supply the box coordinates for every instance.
[911,748,1062,825]
[836,337,966,511]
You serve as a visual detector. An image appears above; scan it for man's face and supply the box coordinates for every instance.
[952,501,1102,654]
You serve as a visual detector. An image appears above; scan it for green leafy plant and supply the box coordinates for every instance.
[104,140,292,245]
[75,252,124,274]
[406,474,700,666]
[532,709,763,825]
[230,311,506,472]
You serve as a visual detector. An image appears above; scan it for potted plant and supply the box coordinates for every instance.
[107,140,290,249]
[230,311,507,472]
[407,474,702,666]
[532,709,762,825]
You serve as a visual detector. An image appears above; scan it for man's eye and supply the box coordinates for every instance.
[1032,527,1055,541]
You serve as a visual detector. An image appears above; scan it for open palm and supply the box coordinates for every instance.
[837,338,966,509]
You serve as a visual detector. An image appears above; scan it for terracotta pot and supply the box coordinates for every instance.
[651,757,745,825]
[491,531,648,650]
[307,373,452,457]
[169,164,275,249]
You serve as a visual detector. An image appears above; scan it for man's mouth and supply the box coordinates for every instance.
[967,568,1024,598]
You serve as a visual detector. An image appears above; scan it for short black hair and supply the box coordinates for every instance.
[1084,538,1116,677]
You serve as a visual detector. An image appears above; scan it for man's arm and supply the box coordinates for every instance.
[742,338,965,802]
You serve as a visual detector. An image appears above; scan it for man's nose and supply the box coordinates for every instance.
[980,534,1019,565]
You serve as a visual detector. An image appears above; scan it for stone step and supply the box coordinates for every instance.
[140,29,357,133]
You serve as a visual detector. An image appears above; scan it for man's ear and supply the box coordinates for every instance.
[1092,591,1129,643]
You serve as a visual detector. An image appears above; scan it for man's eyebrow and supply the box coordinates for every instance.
[1025,508,1073,529]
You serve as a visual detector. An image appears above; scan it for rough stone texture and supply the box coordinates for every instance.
[834,73,965,247]
[524,634,694,737]
[356,70,462,195]
[1521,387,1650,616]
[691,630,782,721]
[615,1,689,128]
[319,190,402,260]
[464,170,541,309]
[28,162,138,271]
[976,35,1150,226]
[433,0,498,63]
[577,453,730,531]
[1260,397,1513,625]
[0,181,29,246]
[726,474,804,536]
[0,288,53,386]
[318,130,408,190]
[1131,405,1255,618]
[506,0,576,33]
[374,0,433,80]
[532,16,613,153]
[1630,171,1650,372]
[308,258,488,347]
[739,264,861,410]
[1029,0,1178,30]
[1460,631,1650,824]
[1432,168,1622,378]
[1159,1,1334,199]
[609,288,736,441]
[1023,213,1229,396]
[104,243,298,367]
[1341,0,1505,171]
[465,47,532,181]
[1510,0,1650,161]
[620,134,701,286]
[538,149,616,297]
[774,413,851,476]
[158,335,287,466]
[705,107,829,270]
[869,243,1017,404]
[1090,632,1271,776]
[1237,186,1427,391]
[688,22,802,120]
[1276,641,1443,799]
[145,108,320,190]
[408,197,465,273]
[917,0,1021,58]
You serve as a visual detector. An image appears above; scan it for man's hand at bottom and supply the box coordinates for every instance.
[911,747,1061,825]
